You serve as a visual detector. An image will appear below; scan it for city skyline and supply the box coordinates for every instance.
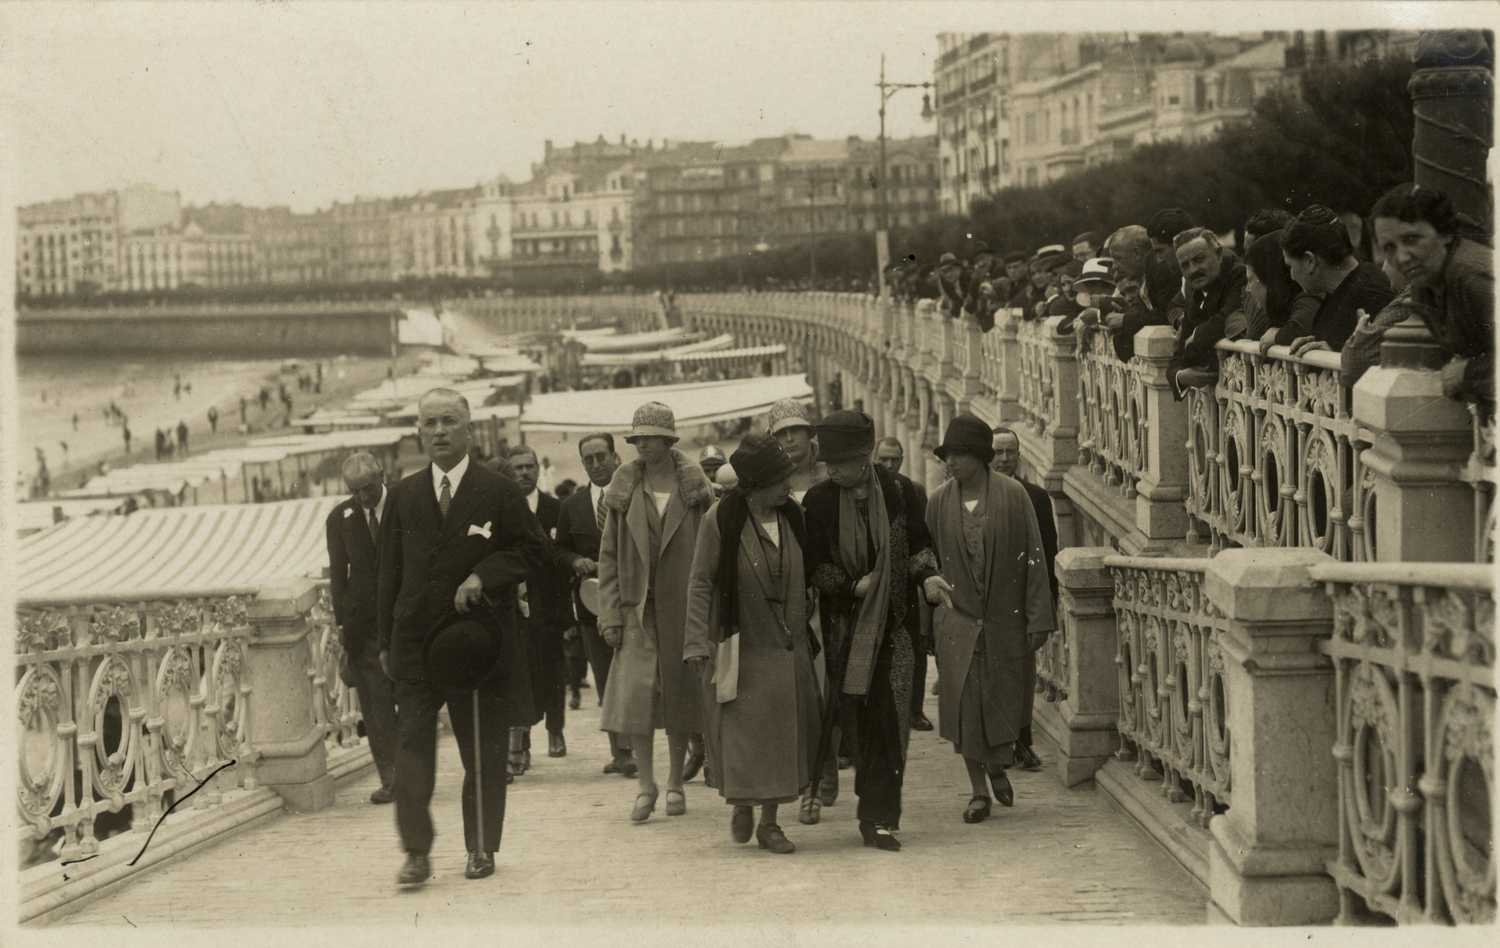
[2,2,1456,213]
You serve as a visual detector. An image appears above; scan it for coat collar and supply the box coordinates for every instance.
[602,447,713,515]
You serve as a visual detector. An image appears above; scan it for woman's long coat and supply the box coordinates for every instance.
[597,449,713,735]
[925,472,1056,755]
[684,505,820,804]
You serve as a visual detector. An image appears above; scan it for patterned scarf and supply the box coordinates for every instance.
[715,488,807,640]
[837,464,891,696]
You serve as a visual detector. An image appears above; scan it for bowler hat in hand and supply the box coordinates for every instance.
[934,413,995,464]
[815,410,875,464]
[424,610,504,691]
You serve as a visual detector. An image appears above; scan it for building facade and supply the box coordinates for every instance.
[121,222,256,292]
[16,185,182,297]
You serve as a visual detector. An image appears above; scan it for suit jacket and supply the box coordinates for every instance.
[326,495,382,654]
[525,491,572,631]
[553,483,605,625]
[376,457,546,719]
[1018,476,1059,601]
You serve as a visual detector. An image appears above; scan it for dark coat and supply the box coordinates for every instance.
[1018,477,1059,601]
[1274,261,1393,350]
[553,482,606,625]
[1415,238,1495,418]
[1170,255,1247,397]
[326,494,383,655]
[525,491,572,632]
[376,457,545,724]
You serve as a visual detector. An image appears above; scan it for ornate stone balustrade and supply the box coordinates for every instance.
[1016,317,1057,436]
[1462,414,1496,563]
[1313,561,1495,925]
[1105,556,1232,827]
[1186,342,1374,562]
[15,579,362,871]
[16,593,257,864]
[1077,328,1148,499]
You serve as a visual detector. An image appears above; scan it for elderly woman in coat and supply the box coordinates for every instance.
[684,434,820,854]
[598,402,714,822]
[924,413,1055,824]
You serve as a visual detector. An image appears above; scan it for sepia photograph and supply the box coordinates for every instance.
[0,2,1495,943]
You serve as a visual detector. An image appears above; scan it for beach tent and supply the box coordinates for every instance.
[671,343,787,366]
[580,333,735,367]
[576,327,697,352]
[15,497,340,601]
[14,498,134,537]
[519,374,813,434]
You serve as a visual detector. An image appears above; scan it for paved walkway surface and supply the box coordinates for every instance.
[54,662,1206,929]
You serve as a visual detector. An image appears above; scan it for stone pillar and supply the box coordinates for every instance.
[994,309,1022,422]
[1204,549,1338,926]
[1355,331,1477,562]
[881,360,901,442]
[246,578,335,812]
[1048,548,1120,787]
[918,381,941,488]
[1133,326,1190,542]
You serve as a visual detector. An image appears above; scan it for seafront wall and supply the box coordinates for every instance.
[17,304,399,356]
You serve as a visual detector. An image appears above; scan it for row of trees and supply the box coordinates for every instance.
[19,59,1422,309]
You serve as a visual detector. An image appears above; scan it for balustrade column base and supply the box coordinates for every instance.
[247,579,335,814]
[1207,817,1338,925]
[1047,548,1123,787]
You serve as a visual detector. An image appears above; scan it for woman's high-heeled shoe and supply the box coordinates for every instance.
[798,796,821,825]
[665,788,686,816]
[756,823,795,854]
[630,784,659,823]
[962,795,992,824]
[989,769,1015,808]
[858,820,902,851]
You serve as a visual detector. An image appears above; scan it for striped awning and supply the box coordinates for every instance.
[15,497,341,602]
[519,374,813,434]
[581,333,734,367]
[671,343,786,365]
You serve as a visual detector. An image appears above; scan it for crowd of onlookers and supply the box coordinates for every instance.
[884,182,1493,420]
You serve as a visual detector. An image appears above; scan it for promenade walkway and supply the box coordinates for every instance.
[52,664,1205,929]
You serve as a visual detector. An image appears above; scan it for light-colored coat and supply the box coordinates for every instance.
[926,472,1055,752]
[597,448,713,735]
[684,505,819,804]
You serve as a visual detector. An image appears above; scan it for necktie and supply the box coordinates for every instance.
[595,492,607,533]
[439,475,452,519]
[367,507,379,546]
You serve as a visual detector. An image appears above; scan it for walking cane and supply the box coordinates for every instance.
[472,688,484,852]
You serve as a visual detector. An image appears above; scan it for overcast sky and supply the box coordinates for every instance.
[0,2,1459,212]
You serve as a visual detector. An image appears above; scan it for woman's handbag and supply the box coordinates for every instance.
[713,635,740,704]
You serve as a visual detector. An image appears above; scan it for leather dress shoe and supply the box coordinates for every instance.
[464,851,495,880]
[397,852,431,887]
[990,769,1015,807]
[619,759,639,778]
[859,821,902,851]
[911,712,934,732]
[548,732,567,758]
[730,806,754,844]
[370,786,394,805]
[1016,744,1043,771]
[568,687,582,710]
[756,823,795,854]
[682,747,705,783]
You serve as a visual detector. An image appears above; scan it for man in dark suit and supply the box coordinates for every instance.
[325,451,400,804]
[991,426,1058,772]
[378,388,546,886]
[551,432,636,776]
[506,445,570,770]
[874,436,934,733]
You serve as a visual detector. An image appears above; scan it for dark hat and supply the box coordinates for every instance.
[1003,251,1028,265]
[815,410,875,464]
[1147,207,1196,246]
[971,240,993,258]
[938,252,959,267]
[934,413,995,464]
[424,611,504,691]
[729,432,796,490]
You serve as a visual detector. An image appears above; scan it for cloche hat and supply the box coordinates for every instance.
[625,401,678,444]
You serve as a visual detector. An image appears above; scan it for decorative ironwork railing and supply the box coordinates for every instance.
[1313,561,1494,925]
[1106,556,1233,827]
[1017,318,1056,434]
[1035,598,1070,703]
[15,582,365,868]
[1186,342,1374,561]
[15,593,255,865]
[1077,327,1149,498]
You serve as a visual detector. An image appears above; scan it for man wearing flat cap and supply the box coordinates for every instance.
[378,387,547,887]
[801,409,939,852]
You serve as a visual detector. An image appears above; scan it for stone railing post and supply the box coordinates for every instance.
[246,578,335,812]
[1049,548,1120,787]
[993,309,1022,422]
[1036,316,1080,480]
[1134,326,1191,543]
[1354,333,1477,562]
[1203,548,1338,926]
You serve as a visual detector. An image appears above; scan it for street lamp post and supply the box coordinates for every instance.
[876,52,934,297]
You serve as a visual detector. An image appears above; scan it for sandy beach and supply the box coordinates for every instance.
[16,353,409,495]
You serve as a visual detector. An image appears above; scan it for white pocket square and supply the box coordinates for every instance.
[343,508,354,519]
[468,521,493,539]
